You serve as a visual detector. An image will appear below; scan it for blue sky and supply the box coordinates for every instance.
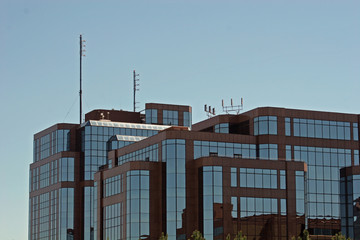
[0,1,359,239]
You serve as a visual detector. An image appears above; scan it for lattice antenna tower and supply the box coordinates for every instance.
[222,98,243,114]
[79,34,86,124]
[133,70,140,112]
[204,104,216,118]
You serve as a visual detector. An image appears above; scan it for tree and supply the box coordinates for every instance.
[188,230,205,240]
[159,232,168,240]
[225,231,247,240]
[302,229,310,240]
[234,231,247,240]
[291,229,310,240]
[331,232,351,240]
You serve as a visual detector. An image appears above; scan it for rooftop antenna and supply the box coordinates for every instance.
[133,70,140,112]
[79,34,86,124]
[222,98,243,114]
[204,104,216,118]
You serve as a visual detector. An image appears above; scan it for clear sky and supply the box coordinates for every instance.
[0,0,359,239]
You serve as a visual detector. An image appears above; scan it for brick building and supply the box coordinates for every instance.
[29,103,360,240]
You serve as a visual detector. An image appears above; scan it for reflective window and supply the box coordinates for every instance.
[34,129,71,162]
[285,117,291,136]
[103,203,124,240]
[294,145,353,222]
[103,174,123,198]
[117,144,159,166]
[231,168,237,187]
[29,190,58,240]
[295,171,305,216]
[254,116,277,135]
[163,110,178,126]
[194,141,256,159]
[280,170,286,189]
[203,166,223,239]
[354,123,358,141]
[355,150,359,166]
[183,111,192,127]
[231,197,237,218]
[214,123,229,133]
[126,170,149,240]
[286,145,292,161]
[258,144,278,160]
[59,188,74,240]
[240,197,279,217]
[31,160,58,191]
[84,186,95,240]
[145,109,158,124]
[239,168,278,189]
[162,139,186,239]
[60,158,74,182]
[292,118,352,140]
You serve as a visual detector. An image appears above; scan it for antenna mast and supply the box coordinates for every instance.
[79,34,86,124]
[222,98,244,114]
[204,104,216,118]
[133,70,140,112]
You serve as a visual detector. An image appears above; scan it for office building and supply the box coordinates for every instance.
[29,103,360,240]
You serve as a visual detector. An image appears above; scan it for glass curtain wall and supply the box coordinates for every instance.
[202,166,223,240]
[59,188,74,240]
[162,139,186,240]
[126,170,150,240]
[294,146,352,235]
[341,175,360,240]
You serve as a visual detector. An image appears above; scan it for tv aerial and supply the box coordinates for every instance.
[222,98,243,114]
[204,104,216,118]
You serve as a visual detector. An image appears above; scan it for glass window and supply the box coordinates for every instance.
[231,197,237,218]
[231,168,237,187]
[286,145,292,161]
[145,109,157,124]
[285,118,291,136]
[353,123,358,141]
[254,116,277,135]
[183,111,192,127]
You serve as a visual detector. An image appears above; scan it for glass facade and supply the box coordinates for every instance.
[79,121,168,240]
[84,186,95,240]
[126,170,150,240]
[202,166,223,240]
[163,110,179,126]
[117,144,159,165]
[254,116,277,136]
[295,171,306,217]
[145,109,158,124]
[239,168,279,189]
[29,190,58,240]
[293,145,353,234]
[59,188,74,240]
[59,157,74,182]
[34,129,70,162]
[82,124,161,180]
[194,141,256,159]
[183,111,192,127]
[214,123,229,133]
[162,139,186,240]
[285,117,291,136]
[103,203,124,240]
[103,174,124,198]
[292,118,353,140]
[239,197,286,238]
[107,135,146,152]
[30,106,360,240]
[354,123,359,141]
[258,144,278,160]
[341,174,360,240]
